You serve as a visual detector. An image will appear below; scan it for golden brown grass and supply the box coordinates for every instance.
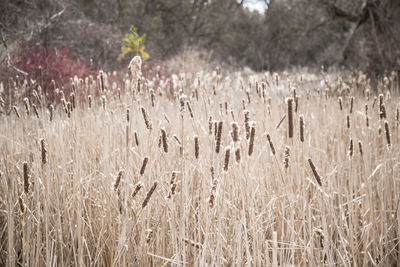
[1,69,400,266]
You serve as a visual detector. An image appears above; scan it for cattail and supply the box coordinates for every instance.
[150,89,155,107]
[40,138,47,165]
[114,170,123,191]
[160,128,168,153]
[276,115,286,130]
[49,105,54,122]
[146,229,153,243]
[142,181,157,208]
[186,101,194,118]
[209,178,217,208]
[24,98,30,115]
[127,108,130,123]
[215,121,223,154]
[67,102,71,118]
[295,96,299,113]
[88,95,92,109]
[13,106,20,118]
[308,158,322,186]
[101,95,106,110]
[32,104,39,118]
[141,106,152,130]
[99,70,105,92]
[23,162,29,194]
[380,104,387,119]
[266,134,276,155]
[287,98,294,138]
[299,115,305,142]
[348,139,354,158]
[134,131,139,146]
[179,95,186,113]
[358,140,363,157]
[246,90,251,104]
[384,120,391,149]
[283,146,290,169]
[346,115,351,129]
[132,182,142,198]
[71,92,76,110]
[248,123,255,156]
[210,166,215,180]
[194,135,199,159]
[349,96,354,114]
[231,122,239,142]
[223,146,230,171]
[163,113,170,124]
[244,110,250,139]
[214,121,218,137]
[139,157,149,176]
[379,94,384,111]
[208,116,213,135]
[338,97,343,111]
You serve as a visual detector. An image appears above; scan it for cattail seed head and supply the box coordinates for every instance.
[346,115,351,129]
[141,106,152,130]
[40,138,47,165]
[348,139,354,158]
[32,104,39,118]
[114,170,123,191]
[283,146,290,169]
[23,162,29,194]
[88,95,92,109]
[380,104,387,120]
[349,96,354,114]
[287,98,294,138]
[127,108,130,123]
[142,181,157,208]
[208,116,213,135]
[358,140,363,157]
[244,110,250,139]
[266,134,276,155]
[308,158,322,186]
[215,121,223,154]
[338,97,343,111]
[235,148,241,163]
[132,182,142,198]
[140,157,149,176]
[13,106,20,118]
[49,105,54,122]
[24,98,30,115]
[101,95,106,110]
[186,101,194,118]
[223,146,231,172]
[248,123,256,156]
[299,115,305,142]
[134,131,139,146]
[384,120,391,149]
[160,128,168,153]
[231,122,240,142]
[194,135,199,159]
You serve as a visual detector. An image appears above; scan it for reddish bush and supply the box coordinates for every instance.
[16,46,97,102]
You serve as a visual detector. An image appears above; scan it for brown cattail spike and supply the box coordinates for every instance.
[299,115,305,142]
[160,128,168,153]
[49,105,54,122]
[384,121,391,149]
[23,162,29,194]
[283,146,290,169]
[231,122,239,142]
[287,98,294,138]
[308,158,322,186]
[244,110,250,139]
[194,135,199,159]
[346,115,351,129]
[358,140,363,157]
[32,104,39,118]
[141,107,152,130]
[13,106,20,118]
[132,182,143,198]
[266,134,276,155]
[142,181,158,208]
[349,96,354,114]
[235,148,241,163]
[114,170,123,191]
[215,121,223,154]
[248,124,255,156]
[140,157,149,176]
[338,97,343,111]
[40,138,47,165]
[223,146,230,171]
[348,139,354,158]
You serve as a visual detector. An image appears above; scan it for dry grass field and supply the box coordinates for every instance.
[1,65,400,266]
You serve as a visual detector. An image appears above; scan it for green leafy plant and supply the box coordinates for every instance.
[118,26,150,62]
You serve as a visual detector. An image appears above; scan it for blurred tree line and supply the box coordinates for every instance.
[1,0,399,76]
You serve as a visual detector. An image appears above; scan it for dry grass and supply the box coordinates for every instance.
[0,68,400,266]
